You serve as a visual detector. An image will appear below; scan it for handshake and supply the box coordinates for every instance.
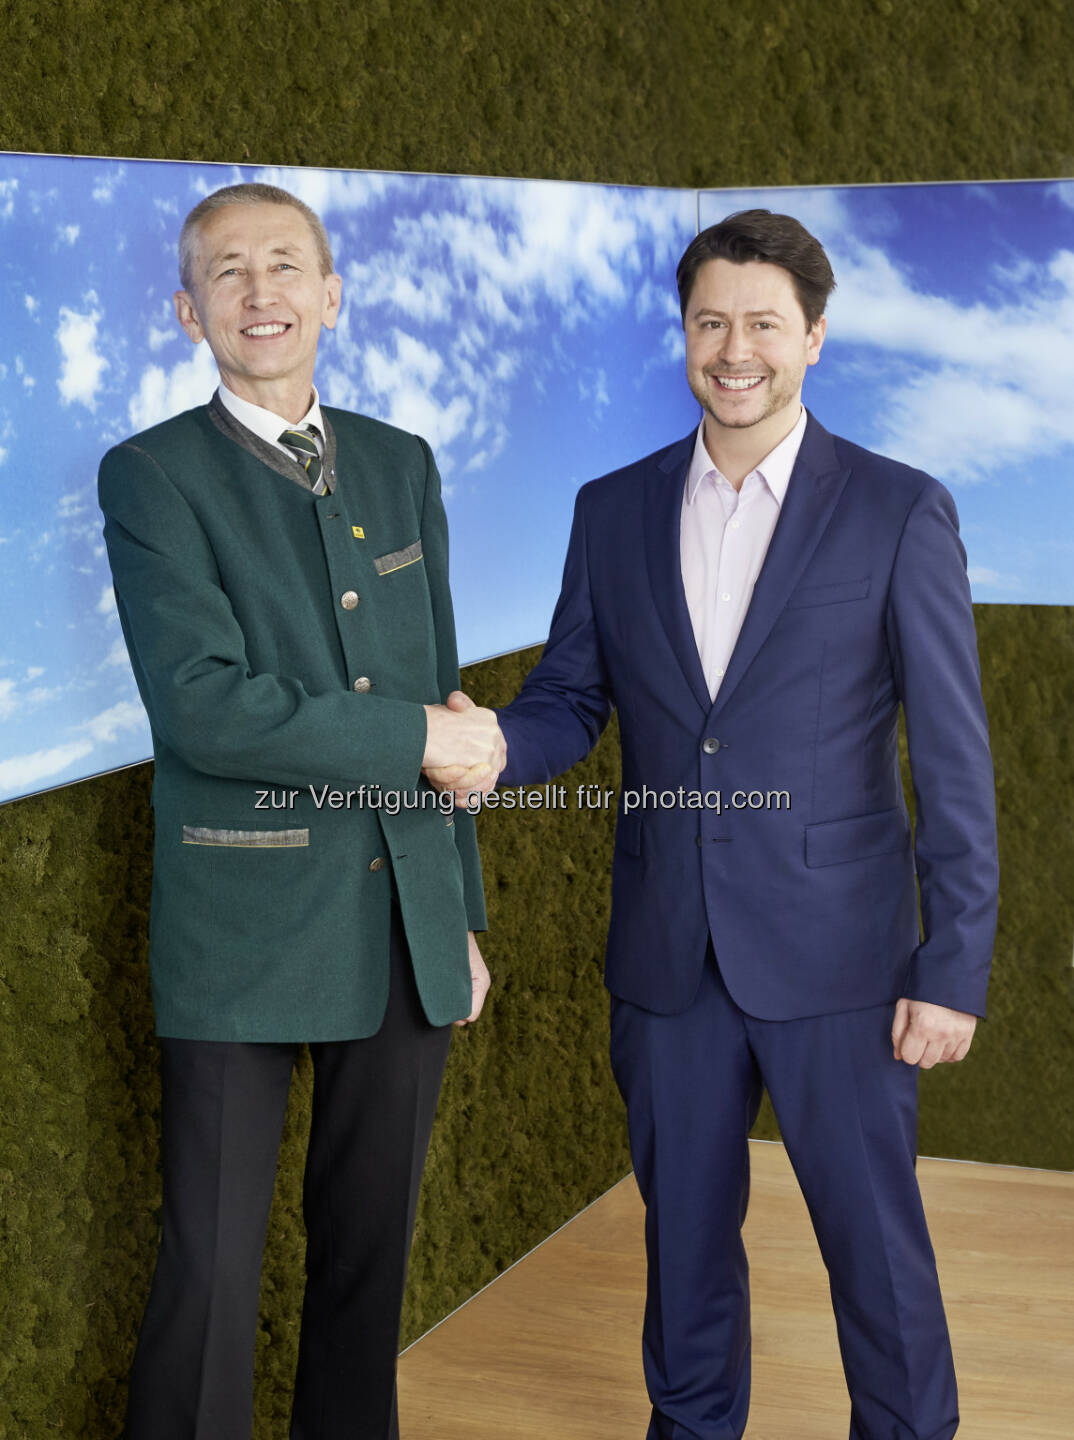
[422,690,506,803]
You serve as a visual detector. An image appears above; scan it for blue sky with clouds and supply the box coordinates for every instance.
[0,157,1071,803]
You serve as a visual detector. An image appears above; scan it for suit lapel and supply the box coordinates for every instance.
[644,432,712,717]
[710,412,850,719]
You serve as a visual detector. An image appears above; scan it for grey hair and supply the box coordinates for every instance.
[178,183,334,289]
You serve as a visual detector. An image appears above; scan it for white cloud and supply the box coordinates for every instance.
[345,258,455,323]
[326,178,695,476]
[128,341,217,431]
[97,584,117,617]
[1046,182,1074,213]
[25,667,44,680]
[362,329,471,451]
[25,684,63,705]
[148,323,176,352]
[56,304,108,410]
[81,700,146,744]
[0,178,16,220]
[578,367,610,416]
[0,678,17,719]
[826,238,1074,483]
[0,445,7,467]
[0,740,95,793]
[662,325,685,363]
[103,637,132,668]
[57,493,87,519]
[24,294,38,316]
[968,565,1023,591]
[252,165,395,223]
[58,223,81,246]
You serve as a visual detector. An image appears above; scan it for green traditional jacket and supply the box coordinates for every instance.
[98,398,485,1042]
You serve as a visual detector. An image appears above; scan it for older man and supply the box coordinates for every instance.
[99,181,504,1440]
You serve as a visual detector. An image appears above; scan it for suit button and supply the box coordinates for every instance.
[368,856,387,873]
[341,590,359,610]
[353,676,372,693]
[702,737,721,754]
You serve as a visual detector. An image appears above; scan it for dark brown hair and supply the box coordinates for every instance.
[676,209,836,329]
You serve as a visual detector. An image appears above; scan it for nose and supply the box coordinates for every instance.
[717,322,753,366]
[243,268,277,308]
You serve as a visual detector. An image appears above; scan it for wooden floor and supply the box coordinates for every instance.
[398,1141,1074,1438]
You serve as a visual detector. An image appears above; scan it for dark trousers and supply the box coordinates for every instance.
[610,947,958,1440]
[125,913,452,1440]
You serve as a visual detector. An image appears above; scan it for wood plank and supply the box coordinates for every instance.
[398,1142,1074,1438]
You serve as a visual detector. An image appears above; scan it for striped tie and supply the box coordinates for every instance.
[278,425,325,494]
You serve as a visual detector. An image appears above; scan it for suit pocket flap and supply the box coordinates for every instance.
[182,826,310,848]
[374,540,423,575]
[804,808,908,868]
[786,577,871,608]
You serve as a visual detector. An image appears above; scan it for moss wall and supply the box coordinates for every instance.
[2,0,1073,1434]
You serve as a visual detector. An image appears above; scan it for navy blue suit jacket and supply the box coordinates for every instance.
[497,413,998,1022]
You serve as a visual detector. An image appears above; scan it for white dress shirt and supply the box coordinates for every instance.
[680,407,808,702]
[216,383,325,460]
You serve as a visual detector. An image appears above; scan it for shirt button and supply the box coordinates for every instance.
[702,737,721,755]
[714,667,725,678]
[353,676,372,693]
[721,593,731,602]
[731,519,741,529]
[368,856,387,873]
[341,590,359,610]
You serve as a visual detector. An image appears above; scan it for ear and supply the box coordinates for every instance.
[174,289,205,344]
[806,314,827,366]
[321,272,343,331]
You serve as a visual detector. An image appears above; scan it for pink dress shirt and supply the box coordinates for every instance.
[680,407,808,702]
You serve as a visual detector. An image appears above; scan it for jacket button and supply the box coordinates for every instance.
[341,590,359,610]
[353,676,372,693]
[702,737,721,754]
[368,856,386,873]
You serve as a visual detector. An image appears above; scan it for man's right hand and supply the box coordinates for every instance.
[422,692,506,786]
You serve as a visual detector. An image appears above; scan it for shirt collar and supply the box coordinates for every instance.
[216,382,324,450]
[684,405,808,507]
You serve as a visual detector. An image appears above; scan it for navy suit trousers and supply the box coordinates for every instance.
[610,947,958,1440]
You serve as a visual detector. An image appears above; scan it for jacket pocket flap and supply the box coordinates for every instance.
[182,826,310,848]
[804,808,907,868]
[374,540,423,576]
[786,577,871,608]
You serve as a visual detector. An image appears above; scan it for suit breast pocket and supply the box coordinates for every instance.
[374,540,423,576]
[785,577,871,609]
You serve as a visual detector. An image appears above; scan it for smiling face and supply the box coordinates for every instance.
[684,257,825,462]
[174,202,341,422]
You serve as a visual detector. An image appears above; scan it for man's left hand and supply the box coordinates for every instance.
[454,931,491,1026]
[891,998,977,1068]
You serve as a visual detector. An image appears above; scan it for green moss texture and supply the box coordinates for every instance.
[2,0,1074,1433]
